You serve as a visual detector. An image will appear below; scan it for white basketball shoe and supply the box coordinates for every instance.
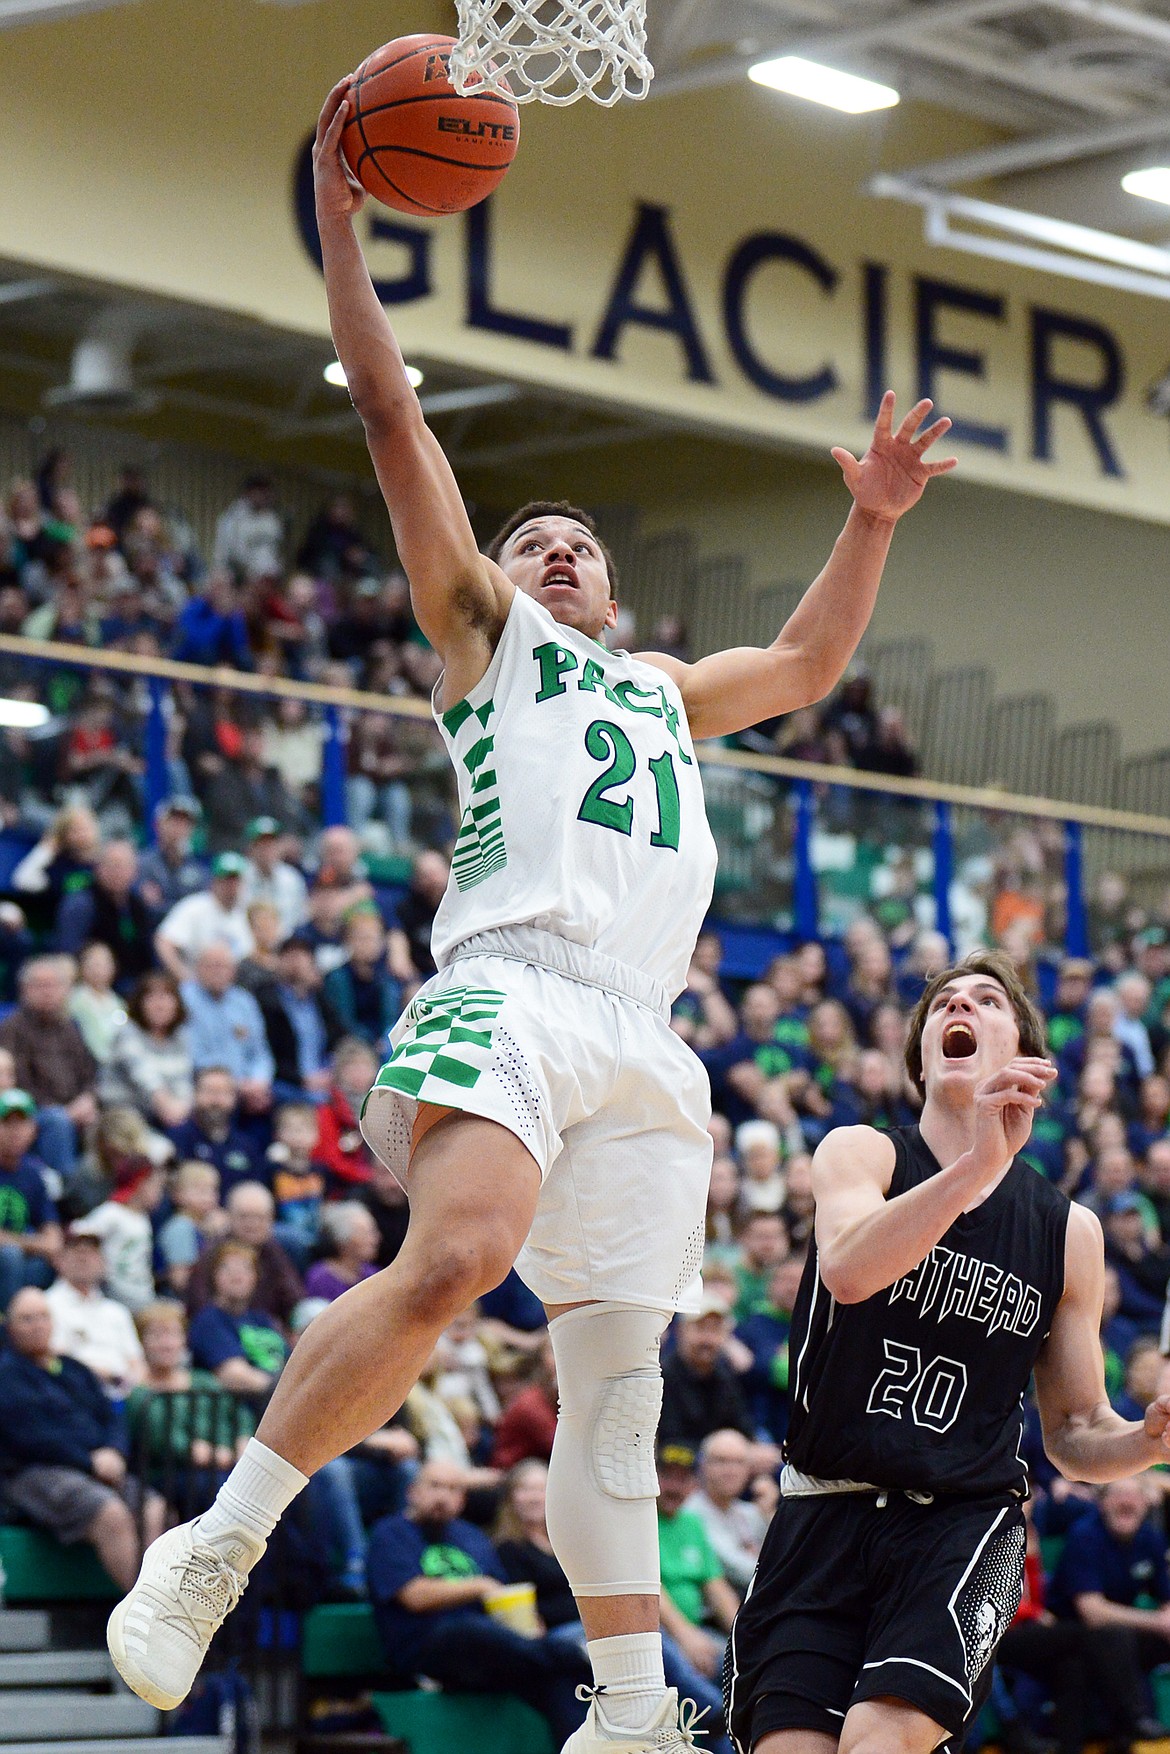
[561,1687,710,1753]
[106,1518,255,1709]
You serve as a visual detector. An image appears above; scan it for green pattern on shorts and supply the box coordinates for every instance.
[449,700,507,892]
[367,985,507,1104]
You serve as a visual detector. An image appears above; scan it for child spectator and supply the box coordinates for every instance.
[268,1101,327,1265]
[74,1156,166,1312]
[157,1161,228,1296]
[315,1038,380,1188]
[68,942,127,1064]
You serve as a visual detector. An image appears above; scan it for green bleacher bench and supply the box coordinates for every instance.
[303,1605,555,1754]
[302,1603,386,1678]
[372,1691,554,1754]
[0,1525,118,1601]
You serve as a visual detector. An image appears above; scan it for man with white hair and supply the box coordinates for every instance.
[736,1120,784,1214]
[686,1430,772,1592]
[0,957,97,1180]
[1114,972,1155,1080]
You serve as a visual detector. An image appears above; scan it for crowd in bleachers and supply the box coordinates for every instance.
[4,452,1170,1750]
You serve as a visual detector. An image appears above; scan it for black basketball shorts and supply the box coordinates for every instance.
[723,1489,1025,1752]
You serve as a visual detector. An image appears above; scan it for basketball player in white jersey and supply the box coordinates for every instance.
[108,78,956,1753]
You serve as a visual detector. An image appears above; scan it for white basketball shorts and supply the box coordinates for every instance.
[360,925,713,1315]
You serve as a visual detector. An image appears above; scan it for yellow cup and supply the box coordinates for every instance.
[484,1581,540,1638]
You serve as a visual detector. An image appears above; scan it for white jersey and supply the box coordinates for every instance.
[429,588,717,999]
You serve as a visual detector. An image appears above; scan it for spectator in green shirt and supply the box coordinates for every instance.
[656,1441,739,1686]
[732,1210,789,1322]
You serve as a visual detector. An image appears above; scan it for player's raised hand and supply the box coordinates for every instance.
[1144,1394,1170,1455]
[971,1057,1057,1164]
[313,78,367,223]
[831,392,957,523]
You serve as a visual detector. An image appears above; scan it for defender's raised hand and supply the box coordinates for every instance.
[313,77,367,224]
[832,392,957,523]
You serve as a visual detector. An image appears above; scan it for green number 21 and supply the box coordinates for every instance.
[577,719,680,851]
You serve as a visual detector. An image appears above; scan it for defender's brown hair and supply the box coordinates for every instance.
[486,500,618,593]
[904,948,1047,1092]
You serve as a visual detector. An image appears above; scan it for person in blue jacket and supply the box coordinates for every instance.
[0,1286,165,1589]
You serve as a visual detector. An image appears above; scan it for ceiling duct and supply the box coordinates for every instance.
[44,330,158,415]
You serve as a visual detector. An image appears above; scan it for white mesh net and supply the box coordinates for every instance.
[450,0,653,107]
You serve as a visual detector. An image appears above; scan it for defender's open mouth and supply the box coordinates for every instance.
[942,1020,977,1059]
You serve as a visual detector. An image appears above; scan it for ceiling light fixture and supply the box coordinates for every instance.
[1122,167,1170,206]
[324,360,423,388]
[749,55,899,115]
[0,700,49,729]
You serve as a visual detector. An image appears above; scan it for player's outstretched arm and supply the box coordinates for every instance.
[637,393,955,741]
[1034,1205,1170,1483]
[815,1058,1054,1303]
[312,80,510,680]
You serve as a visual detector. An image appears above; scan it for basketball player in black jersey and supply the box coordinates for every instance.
[725,948,1170,1754]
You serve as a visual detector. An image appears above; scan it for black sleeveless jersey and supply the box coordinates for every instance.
[784,1125,1070,1498]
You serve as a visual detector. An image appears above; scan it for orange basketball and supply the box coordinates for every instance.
[341,34,519,218]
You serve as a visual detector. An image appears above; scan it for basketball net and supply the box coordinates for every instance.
[450,0,653,106]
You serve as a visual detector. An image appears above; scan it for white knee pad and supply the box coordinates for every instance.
[546,1301,669,1598]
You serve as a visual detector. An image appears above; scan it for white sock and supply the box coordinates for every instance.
[196,1439,308,1567]
[586,1632,667,1730]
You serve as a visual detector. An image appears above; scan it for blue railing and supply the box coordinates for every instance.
[5,633,1169,959]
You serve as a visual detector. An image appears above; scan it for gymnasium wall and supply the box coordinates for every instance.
[3,0,1170,523]
[0,0,1166,755]
[631,456,1164,759]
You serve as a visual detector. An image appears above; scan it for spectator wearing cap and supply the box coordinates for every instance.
[166,1066,266,1196]
[323,906,402,1051]
[0,957,97,1183]
[656,1442,740,1697]
[0,1287,166,1591]
[179,943,274,1113]
[45,1228,146,1393]
[55,840,157,990]
[155,854,254,979]
[73,1156,166,1312]
[1100,1191,1170,1333]
[100,971,194,1131]
[258,931,344,1100]
[0,1089,61,1310]
[660,1295,755,1454]
[137,797,208,913]
[239,818,308,938]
